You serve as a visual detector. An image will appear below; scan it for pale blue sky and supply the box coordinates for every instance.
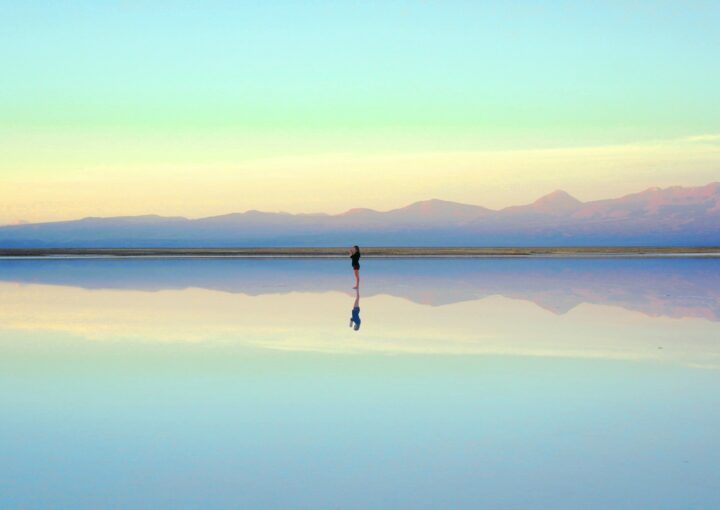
[2,1,718,141]
[1,1,719,221]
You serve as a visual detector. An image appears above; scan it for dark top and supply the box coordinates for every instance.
[351,251,361,269]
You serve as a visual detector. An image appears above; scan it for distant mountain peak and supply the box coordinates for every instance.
[534,190,582,207]
[339,207,381,216]
[411,198,460,206]
[395,198,490,213]
[534,189,582,204]
[617,182,720,205]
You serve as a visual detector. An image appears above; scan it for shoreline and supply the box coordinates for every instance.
[2,247,720,259]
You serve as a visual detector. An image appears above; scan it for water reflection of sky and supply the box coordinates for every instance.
[2,257,719,317]
[1,258,718,366]
[1,258,719,509]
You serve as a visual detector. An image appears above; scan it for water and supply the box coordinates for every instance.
[1,258,719,509]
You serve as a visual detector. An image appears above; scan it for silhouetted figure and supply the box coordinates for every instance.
[349,245,361,289]
[349,288,361,331]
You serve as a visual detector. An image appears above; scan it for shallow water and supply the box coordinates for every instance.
[1,258,719,509]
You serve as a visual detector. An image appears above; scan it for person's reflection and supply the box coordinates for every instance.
[349,288,361,331]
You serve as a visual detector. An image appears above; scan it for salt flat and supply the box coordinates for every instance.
[1,257,719,509]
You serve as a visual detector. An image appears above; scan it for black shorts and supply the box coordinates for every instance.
[352,264,360,270]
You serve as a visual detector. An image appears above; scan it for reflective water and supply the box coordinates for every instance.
[1,258,719,509]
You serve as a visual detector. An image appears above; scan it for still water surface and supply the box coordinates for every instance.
[1,258,719,509]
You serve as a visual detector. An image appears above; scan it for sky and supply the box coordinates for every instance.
[1,0,719,224]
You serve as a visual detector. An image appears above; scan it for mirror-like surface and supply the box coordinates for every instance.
[1,258,719,509]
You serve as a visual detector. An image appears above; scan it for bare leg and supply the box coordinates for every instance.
[353,269,359,289]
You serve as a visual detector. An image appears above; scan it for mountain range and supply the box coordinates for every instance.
[2,182,719,247]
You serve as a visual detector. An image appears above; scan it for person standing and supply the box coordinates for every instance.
[349,245,361,289]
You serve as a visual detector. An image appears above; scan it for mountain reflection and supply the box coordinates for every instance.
[1,257,719,322]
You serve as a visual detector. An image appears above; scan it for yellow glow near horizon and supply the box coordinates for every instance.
[1,135,719,224]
